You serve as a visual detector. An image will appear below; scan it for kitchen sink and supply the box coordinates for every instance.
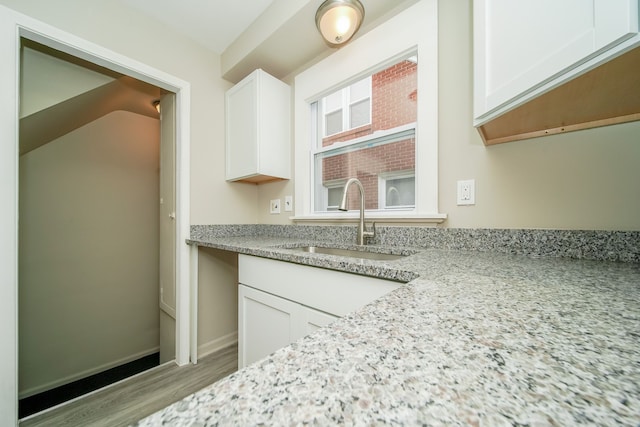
[291,246,408,261]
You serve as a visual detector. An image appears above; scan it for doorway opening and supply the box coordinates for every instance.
[18,39,177,418]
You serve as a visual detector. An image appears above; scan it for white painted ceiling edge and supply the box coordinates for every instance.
[120,0,420,83]
[220,0,420,83]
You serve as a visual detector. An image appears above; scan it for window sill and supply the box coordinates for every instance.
[291,212,447,226]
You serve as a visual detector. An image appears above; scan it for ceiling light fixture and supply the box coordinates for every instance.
[315,0,365,48]
[153,99,160,113]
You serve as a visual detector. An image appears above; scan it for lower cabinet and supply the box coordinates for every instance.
[302,305,337,336]
[237,254,400,368]
[238,285,337,367]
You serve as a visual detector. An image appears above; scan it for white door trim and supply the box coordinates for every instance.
[0,5,192,425]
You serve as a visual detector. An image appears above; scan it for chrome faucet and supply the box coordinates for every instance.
[338,178,375,245]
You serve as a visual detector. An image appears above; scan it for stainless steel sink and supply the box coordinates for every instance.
[291,246,407,261]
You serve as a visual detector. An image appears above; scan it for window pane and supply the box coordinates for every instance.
[385,176,415,208]
[324,91,342,112]
[325,109,342,136]
[314,130,415,212]
[350,98,370,129]
[371,58,417,132]
[350,77,370,101]
[327,187,343,211]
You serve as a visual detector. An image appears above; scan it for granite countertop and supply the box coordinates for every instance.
[137,233,640,426]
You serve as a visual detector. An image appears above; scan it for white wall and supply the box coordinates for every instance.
[19,111,160,397]
[0,0,259,225]
[437,0,640,230]
[257,0,640,231]
[197,248,239,357]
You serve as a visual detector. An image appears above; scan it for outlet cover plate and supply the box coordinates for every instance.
[457,179,475,205]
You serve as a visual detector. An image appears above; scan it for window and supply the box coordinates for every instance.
[312,57,417,213]
[293,0,443,222]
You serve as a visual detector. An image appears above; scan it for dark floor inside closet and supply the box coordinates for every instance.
[19,353,159,419]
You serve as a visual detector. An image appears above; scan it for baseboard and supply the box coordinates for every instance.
[19,346,160,399]
[197,331,237,359]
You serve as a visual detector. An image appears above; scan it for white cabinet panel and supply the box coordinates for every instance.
[238,254,399,317]
[226,81,257,180]
[225,69,290,184]
[474,0,640,124]
[302,307,338,336]
[238,285,301,368]
[238,254,400,368]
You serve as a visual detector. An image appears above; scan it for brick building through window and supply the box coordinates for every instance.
[315,57,417,212]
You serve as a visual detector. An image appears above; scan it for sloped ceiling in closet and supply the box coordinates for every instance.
[20,40,160,155]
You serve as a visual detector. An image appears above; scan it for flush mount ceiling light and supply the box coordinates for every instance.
[315,0,365,48]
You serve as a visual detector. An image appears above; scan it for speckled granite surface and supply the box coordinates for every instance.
[191,224,640,263]
[135,226,640,426]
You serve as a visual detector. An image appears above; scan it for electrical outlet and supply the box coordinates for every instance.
[457,179,475,205]
[284,195,293,212]
[270,199,281,214]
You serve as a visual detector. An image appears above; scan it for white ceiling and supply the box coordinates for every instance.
[118,0,419,82]
[120,0,276,54]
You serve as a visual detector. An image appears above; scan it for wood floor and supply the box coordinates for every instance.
[20,344,238,427]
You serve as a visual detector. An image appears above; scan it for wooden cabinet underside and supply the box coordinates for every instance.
[478,46,640,145]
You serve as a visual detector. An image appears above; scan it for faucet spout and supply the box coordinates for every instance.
[338,178,375,245]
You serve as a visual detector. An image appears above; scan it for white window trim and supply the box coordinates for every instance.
[293,0,445,224]
[315,123,416,155]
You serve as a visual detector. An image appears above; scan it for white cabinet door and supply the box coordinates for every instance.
[302,307,338,336]
[238,285,338,368]
[237,255,401,368]
[225,77,257,180]
[238,284,302,368]
[225,69,291,184]
[474,0,639,123]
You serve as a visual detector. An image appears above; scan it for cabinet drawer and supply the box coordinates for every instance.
[238,254,400,317]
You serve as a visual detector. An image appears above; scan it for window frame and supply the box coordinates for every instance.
[293,0,445,224]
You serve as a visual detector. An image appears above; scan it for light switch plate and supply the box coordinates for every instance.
[284,195,293,212]
[270,199,281,214]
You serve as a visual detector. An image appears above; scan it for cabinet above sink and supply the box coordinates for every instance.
[474,0,640,145]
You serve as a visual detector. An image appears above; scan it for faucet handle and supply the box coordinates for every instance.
[363,221,376,243]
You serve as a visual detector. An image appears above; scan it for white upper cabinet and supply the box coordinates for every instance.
[474,0,640,142]
[225,69,291,184]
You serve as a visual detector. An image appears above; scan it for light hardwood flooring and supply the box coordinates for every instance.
[20,344,238,427]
